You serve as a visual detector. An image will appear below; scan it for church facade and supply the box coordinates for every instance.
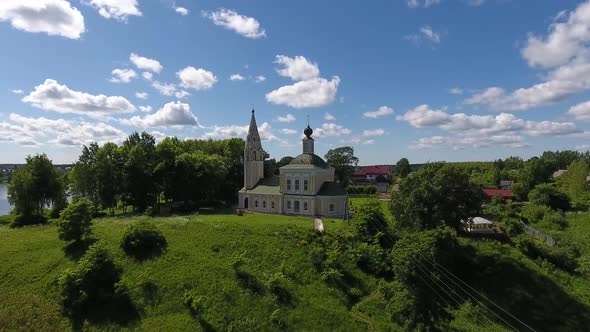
[238,110,348,217]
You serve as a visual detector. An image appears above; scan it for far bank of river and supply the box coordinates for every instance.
[0,185,10,216]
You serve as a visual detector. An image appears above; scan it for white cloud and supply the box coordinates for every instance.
[121,101,198,128]
[23,79,136,118]
[202,8,266,39]
[280,128,298,135]
[142,71,153,81]
[406,0,441,8]
[2,113,127,147]
[576,144,590,151]
[230,74,245,81]
[87,0,141,22]
[275,114,296,123]
[274,55,320,81]
[363,106,394,119]
[11,89,23,94]
[175,90,190,99]
[466,0,485,6]
[411,134,529,150]
[314,122,351,137]
[0,0,85,39]
[110,68,136,83]
[139,105,152,113]
[266,76,340,109]
[175,7,189,16]
[449,88,463,95]
[405,26,441,45]
[324,112,336,121]
[152,81,176,96]
[204,121,278,142]
[135,92,148,99]
[567,100,590,121]
[130,53,162,73]
[363,129,385,137]
[255,75,266,83]
[362,139,375,145]
[177,66,218,90]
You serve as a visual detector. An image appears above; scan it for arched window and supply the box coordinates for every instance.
[287,179,292,191]
[287,200,291,209]
[271,201,275,209]
[303,179,308,191]
[255,200,259,208]
[294,201,300,212]
[329,203,335,212]
[303,201,308,211]
[295,179,300,191]
[263,201,266,208]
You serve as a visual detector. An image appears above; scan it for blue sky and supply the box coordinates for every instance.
[1,0,590,165]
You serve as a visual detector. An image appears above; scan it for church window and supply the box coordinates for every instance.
[294,201,300,212]
[295,179,300,191]
[255,200,259,208]
[271,201,275,209]
[303,202,308,211]
[329,203,335,212]
[287,179,292,191]
[263,201,266,208]
[287,200,291,209]
[304,179,308,191]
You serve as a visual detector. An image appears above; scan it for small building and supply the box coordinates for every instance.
[352,165,391,185]
[483,189,513,200]
[499,180,514,190]
[462,217,495,234]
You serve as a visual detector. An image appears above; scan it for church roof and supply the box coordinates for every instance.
[282,153,330,169]
[317,182,347,196]
[240,177,281,194]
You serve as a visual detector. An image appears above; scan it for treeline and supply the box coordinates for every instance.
[69,132,245,214]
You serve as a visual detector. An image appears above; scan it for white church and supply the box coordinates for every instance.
[238,110,348,217]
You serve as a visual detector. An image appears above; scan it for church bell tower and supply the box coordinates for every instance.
[244,110,266,189]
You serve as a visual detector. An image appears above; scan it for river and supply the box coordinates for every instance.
[0,185,10,216]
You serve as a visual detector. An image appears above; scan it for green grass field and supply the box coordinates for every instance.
[0,212,383,331]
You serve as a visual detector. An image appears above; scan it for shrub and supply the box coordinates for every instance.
[58,242,135,325]
[539,211,567,230]
[347,185,377,195]
[351,198,390,244]
[528,183,570,211]
[121,220,167,260]
[57,199,93,243]
[514,235,580,273]
[266,272,291,305]
[183,290,205,319]
[520,204,551,224]
[10,213,47,228]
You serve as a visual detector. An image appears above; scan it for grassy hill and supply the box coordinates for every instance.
[0,212,388,331]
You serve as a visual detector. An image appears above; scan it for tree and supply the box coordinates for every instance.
[390,163,485,231]
[528,183,570,211]
[351,198,390,245]
[325,146,359,186]
[264,158,279,178]
[277,156,294,168]
[396,158,411,178]
[8,154,65,226]
[57,199,93,243]
[557,159,590,209]
[122,132,157,212]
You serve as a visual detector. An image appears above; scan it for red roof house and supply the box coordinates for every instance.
[483,189,513,198]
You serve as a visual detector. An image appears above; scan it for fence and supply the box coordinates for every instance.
[519,221,557,246]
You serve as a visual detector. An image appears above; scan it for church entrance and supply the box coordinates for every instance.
[244,197,249,209]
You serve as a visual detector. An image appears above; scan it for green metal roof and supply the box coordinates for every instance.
[317,182,347,196]
[281,153,330,169]
[243,177,281,195]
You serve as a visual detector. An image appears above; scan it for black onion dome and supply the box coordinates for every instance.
[304,125,313,137]
[289,153,329,168]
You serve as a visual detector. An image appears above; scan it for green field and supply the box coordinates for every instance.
[0,212,385,331]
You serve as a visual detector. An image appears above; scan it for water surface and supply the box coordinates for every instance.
[0,185,10,216]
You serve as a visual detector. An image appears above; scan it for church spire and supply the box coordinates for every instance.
[246,109,262,150]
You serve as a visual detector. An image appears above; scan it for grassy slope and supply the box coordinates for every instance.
[0,213,382,331]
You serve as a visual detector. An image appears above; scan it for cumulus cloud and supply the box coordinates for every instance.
[466,2,590,111]
[314,122,351,137]
[135,92,148,100]
[86,0,141,22]
[175,90,190,99]
[274,55,320,81]
[11,89,23,94]
[142,72,153,80]
[266,77,340,109]
[177,66,218,90]
[280,128,298,135]
[23,79,136,118]
[363,129,385,137]
[138,105,152,113]
[202,8,266,39]
[398,104,579,149]
[405,26,441,45]
[152,81,176,96]
[110,68,137,83]
[324,112,336,121]
[121,101,199,128]
[449,88,464,95]
[363,106,394,119]
[175,7,189,16]
[275,114,296,123]
[0,0,85,39]
[567,100,590,121]
[255,75,266,83]
[204,121,279,142]
[1,113,127,147]
[230,74,245,81]
[130,53,162,73]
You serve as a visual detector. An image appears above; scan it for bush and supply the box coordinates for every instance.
[266,272,291,305]
[528,184,570,211]
[520,204,552,224]
[57,199,93,243]
[58,242,136,325]
[514,235,580,273]
[10,213,47,228]
[347,185,377,195]
[183,290,205,319]
[351,198,390,244]
[539,211,567,230]
[121,220,167,260]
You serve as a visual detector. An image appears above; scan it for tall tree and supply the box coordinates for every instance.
[557,159,590,209]
[325,146,359,186]
[122,132,157,212]
[396,158,411,178]
[390,163,485,231]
